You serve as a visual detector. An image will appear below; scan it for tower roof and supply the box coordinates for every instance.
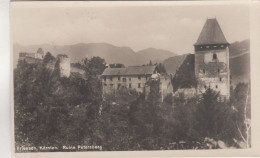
[194,18,229,46]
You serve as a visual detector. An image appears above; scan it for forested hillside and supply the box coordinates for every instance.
[14,53,250,151]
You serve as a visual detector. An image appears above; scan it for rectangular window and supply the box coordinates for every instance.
[213,53,217,60]
[129,83,132,88]
[104,76,106,82]
[138,75,141,80]
[129,77,131,81]
[138,83,141,88]
[219,77,222,81]
[204,85,207,89]
[218,69,220,74]
[123,78,126,82]
[118,76,121,81]
[104,84,107,86]
[216,85,218,88]
[110,76,113,81]
[117,84,121,89]
[203,69,205,74]
[146,76,148,80]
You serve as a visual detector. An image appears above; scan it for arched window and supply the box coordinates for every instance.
[213,53,217,60]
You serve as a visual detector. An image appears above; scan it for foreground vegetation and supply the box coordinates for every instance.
[14,53,250,151]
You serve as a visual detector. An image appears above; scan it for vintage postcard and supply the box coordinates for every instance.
[10,1,260,157]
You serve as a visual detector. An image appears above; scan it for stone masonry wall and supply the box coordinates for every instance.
[195,47,230,97]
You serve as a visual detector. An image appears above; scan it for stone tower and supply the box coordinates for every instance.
[36,48,44,59]
[194,18,230,98]
[57,54,71,77]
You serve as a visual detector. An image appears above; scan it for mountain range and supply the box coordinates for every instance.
[13,43,177,67]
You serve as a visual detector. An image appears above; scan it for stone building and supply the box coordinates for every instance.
[194,18,230,98]
[101,65,173,101]
[19,49,73,78]
[57,54,71,78]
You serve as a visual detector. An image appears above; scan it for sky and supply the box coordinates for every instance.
[11,2,250,54]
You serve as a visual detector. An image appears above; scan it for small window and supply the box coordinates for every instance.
[104,76,106,82]
[146,76,148,80]
[129,83,132,88]
[213,53,217,60]
[117,84,121,89]
[204,85,207,89]
[129,77,131,81]
[110,76,113,81]
[138,83,141,88]
[123,78,126,82]
[138,75,141,80]
[104,84,107,86]
[218,69,220,74]
[203,69,205,74]
[118,76,120,81]
[219,77,222,81]
[110,84,113,87]
[216,85,218,89]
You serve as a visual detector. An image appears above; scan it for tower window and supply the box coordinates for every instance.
[117,84,121,89]
[213,53,217,60]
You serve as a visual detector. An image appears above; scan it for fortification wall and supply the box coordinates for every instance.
[57,55,71,77]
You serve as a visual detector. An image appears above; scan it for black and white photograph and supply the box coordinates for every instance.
[10,1,255,156]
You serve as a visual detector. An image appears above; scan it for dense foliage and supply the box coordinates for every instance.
[14,53,250,151]
[172,54,197,92]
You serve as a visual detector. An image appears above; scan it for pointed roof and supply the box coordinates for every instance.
[195,18,229,46]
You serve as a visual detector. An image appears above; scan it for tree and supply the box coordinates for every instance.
[43,52,55,65]
[231,82,251,148]
[156,63,167,74]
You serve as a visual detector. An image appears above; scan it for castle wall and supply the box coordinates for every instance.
[58,56,71,77]
[159,76,173,101]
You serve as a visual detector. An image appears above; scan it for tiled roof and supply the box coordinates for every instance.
[195,18,229,46]
[102,65,156,76]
